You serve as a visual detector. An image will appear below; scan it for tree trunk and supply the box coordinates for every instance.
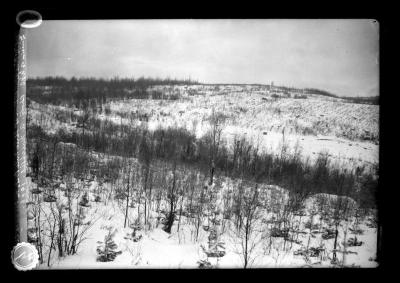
[333,222,339,262]
[124,178,130,228]
[58,210,64,257]
[144,168,148,227]
[47,219,56,267]
[165,163,177,233]
[36,200,43,263]
[244,219,249,269]
[177,195,183,234]
[210,161,215,185]
[196,189,204,242]
[147,173,152,228]
[49,141,57,179]
[165,196,175,234]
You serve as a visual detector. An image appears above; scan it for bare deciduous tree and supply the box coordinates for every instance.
[233,183,263,268]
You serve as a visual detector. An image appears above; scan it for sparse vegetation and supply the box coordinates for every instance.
[25,77,379,268]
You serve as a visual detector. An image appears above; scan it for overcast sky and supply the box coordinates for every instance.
[26,19,379,97]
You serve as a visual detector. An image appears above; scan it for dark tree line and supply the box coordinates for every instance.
[303,88,339,98]
[28,76,199,89]
[344,96,379,105]
[27,76,199,106]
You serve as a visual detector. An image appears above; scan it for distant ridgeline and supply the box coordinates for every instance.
[303,88,379,105]
[26,76,199,105]
[27,77,379,106]
[344,96,379,105]
[303,88,339,98]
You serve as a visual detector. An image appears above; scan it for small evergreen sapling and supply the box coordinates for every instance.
[96,229,122,262]
[79,192,90,207]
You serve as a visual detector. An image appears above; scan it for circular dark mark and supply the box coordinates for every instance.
[16,10,42,28]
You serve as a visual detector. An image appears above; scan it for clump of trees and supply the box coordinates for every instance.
[304,88,339,98]
[344,96,379,105]
[27,76,199,107]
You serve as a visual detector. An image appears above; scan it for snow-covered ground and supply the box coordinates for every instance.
[28,84,379,172]
[27,84,379,269]
[28,175,377,269]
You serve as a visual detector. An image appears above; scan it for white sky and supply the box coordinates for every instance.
[26,19,379,97]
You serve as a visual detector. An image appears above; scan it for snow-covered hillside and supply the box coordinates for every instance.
[28,84,379,172]
[26,83,379,269]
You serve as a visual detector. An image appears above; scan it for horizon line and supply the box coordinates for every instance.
[26,75,379,98]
